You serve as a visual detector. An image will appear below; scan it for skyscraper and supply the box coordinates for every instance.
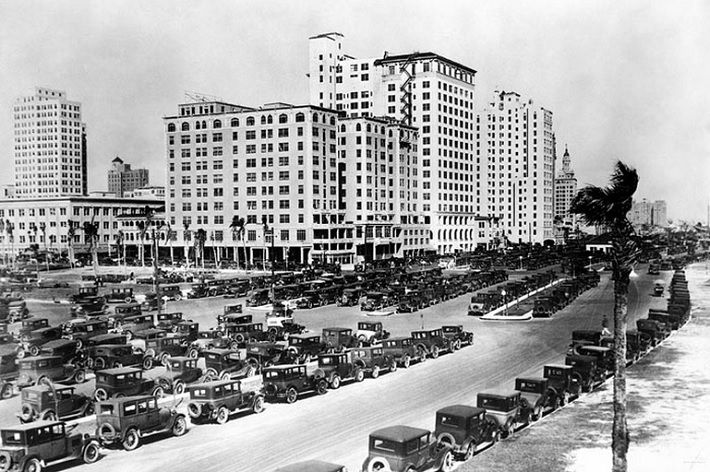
[13,87,87,198]
[108,156,150,197]
[554,145,577,227]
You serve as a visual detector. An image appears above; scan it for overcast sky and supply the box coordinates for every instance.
[1,0,708,224]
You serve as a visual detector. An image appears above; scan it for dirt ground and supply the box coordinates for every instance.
[461,264,710,472]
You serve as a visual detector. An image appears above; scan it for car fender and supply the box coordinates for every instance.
[436,431,457,449]
[312,368,326,380]
[365,456,392,472]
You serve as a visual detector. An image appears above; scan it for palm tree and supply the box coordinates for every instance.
[67,220,77,268]
[182,222,192,268]
[82,219,100,275]
[194,228,206,270]
[229,216,245,270]
[570,160,640,472]
[39,222,49,272]
[165,224,176,266]
[0,219,5,266]
[137,206,154,267]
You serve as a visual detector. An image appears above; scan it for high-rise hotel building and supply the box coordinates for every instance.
[554,146,577,228]
[309,32,490,254]
[13,87,87,198]
[476,91,555,244]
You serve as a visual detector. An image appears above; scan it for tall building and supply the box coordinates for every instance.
[309,32,487,253]
[554,145,577,227]
[630,199,667,228]
[13,87,87,198]
[108,157,150,197]
[475,91,555,245]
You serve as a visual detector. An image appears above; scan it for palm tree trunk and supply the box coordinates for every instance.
[612,268,630,472]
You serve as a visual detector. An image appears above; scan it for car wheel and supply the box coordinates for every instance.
[21,457,41,472]
[172,415,187,436]
[20,403,34,422]
[561,391,570,406]
[416,346,427,362]
[74,370,86,384]
[216,406,230,424]
[122,428,140,451]
[220,371,231,381]
[354,368,365,382]
[316,379,328,395]
[37,376,51,387]
[402,355,411,369]
[229,341,239,351]
[389,359,398,373]
[463,443,475,461]
[82,441,100,464]
[371,365,380,379]
[94,388,108,402]
[29,345,40,357]
[252,396,265,414]
[235,334,245,344]
[430,345,440,359]
[42,410,57,421]
[1,383,13,400]
[124,330,133,342]
[16,349,26,359]
[152,386,164,399]
[286,387,298,404]
[174,381,185,395]
[330,374,341,389]
[453,339,462,351]
[187,402,202,419]
[439,450,454,472]
[532,406,542,422]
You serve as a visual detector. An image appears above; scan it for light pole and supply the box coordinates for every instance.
[588,255,593,271]
[519,255,523,271]
[501,289,508,316]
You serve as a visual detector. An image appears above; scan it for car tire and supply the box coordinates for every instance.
[41,410,57,421]
[74,370,86,384]
[216,406,230,424]
[93,357,106,370]
[453,339,462,351]
[463,443,475,461]
[438,450,454,472]
[37,376,51,387]
[371,365,380,379]
[561,391,570,406]
[122,428,140,451]
[16,349,26,359]
[82,441,100,464]
[94,388,108,402]
[235,334,245,344]
[0,383,13,400]
[124,330,133,342]
[21,457,41,472]
[402,355,411,369]
[286,387,298,404]
[152,386,164,399]
[29,345,40,357]
[19,404,34,422]
[142,356,153,370]
[389,360,398,373]
[430,345,440,359]
[316,379,328,395]
[330,374,341,389]
[416,345,427,362]
[172,415,187,436]
[252,395,265,414]
[354,368,365,383]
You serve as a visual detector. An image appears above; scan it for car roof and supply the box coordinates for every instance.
[383,336,412,341]
[516,377,547,383]
[23,383,74,393]
[1,420,64,432]
[274,460,344,472]
[98,394,157,406]
[578,345,611,352]
[436,404,485,418]
[322,327,350,332]
[189,378,240,389]
[477,390,520,399]
[289,333,320,340]
[97,366,142,375]
[264,364,303,371]
[204,348,234,355]
[18,355,62,363]
[371,425,430,442]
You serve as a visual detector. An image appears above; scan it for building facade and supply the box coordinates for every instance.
[108,157,150,197]
[309,32,489,254]
[475,91,555,245]
[554,145,577,227]
[630,199,668,228]
[13,87,87,198]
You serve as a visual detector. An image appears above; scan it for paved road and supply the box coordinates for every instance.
[0,266,666,472]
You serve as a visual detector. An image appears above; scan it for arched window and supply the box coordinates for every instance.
[330,116,336,125]
[213,119,222,129]
[267,115,273,124]
[167,123,176,132]
[201,120,206,129]
[279,114,288,124]
[388,130,393,137]
[366,124,371,133]
[261,115,267,125]
[295,112,305,123]
[246,117,255,126]
[313,113,319,123]
[355,123,361,132]
[230,118,239,127]
[181,122,190,131]
[340,124,346,132]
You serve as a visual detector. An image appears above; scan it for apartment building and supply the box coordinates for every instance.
[309,32,490,254]
[108,157,150,197]
[476,91,555,245]
[554,145,577,227]
[164,100,339,266]
[13,87,87,198]
[629,199,668,228]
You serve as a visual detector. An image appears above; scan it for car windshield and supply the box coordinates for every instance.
[372,438,398,453]
[99,404,115,415]
[198,332,216,339]
[1,430,23,445]
[439,414,462,427]
[264,370,282,380]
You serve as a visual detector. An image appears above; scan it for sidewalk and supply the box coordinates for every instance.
[461,264,710,472]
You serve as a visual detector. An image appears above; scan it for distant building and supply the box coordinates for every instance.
[629,199,668,228]
[108,157,149,197]
[126,187,166,199]
[13,87,87,198]
[554,145,577,227]
[0,185,14,199]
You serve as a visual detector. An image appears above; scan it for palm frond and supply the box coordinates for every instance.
[571,161,638,228]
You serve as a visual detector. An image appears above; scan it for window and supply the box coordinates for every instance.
[297,229,306,241]
[181,122,189,131]
[279,171,289,181]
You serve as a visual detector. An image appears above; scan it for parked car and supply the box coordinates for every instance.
[0,347,19,399]
[16,356,88,388]
[411,328,452,359]
[155,312,184,331]
[380,336,426,369]
[476,391,531,439]
[354,321,390,346]
[39,339,84,366]
[361,425,455,472]
[70,296,107,318]
[140,292,165,312]
[87,343,148,370]
[274,460,346,472]
[106,288,135,303]
[337,288,362,307]
[262,362,328,404]
[565,354,605,392]
[161,284,183,301]
[543,364,581,406]
[314,351,365,389]
[322,327,359,351]
[577,345,614,377]
[111,313,154,340]
[131,329,188,366]
[18,326,64,358]
[93,367,164,401]
[62,319,109,349]
[285,333,327,363]
[186,376,265,424]
[203,349,256,381]
[0,421,100,470]
[514,377,557,421]
[225,322,271,345]
[434,404,498,460]
[190,330,237,357]
[244,341,286,370]
[18,383,94,423]
[96,395,187,450]
[440,325,474,350]
[18,318,49,339]
[350,346,396,378]
[245,288,271,307]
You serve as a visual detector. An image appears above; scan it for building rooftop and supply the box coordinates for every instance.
[374,51,477,75]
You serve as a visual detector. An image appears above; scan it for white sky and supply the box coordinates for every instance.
[1,0,708,223]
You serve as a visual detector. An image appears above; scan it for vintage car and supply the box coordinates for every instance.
[69,286,99,303]
[565,354,606,392]
[172,321,199,343]
[203,349,256,381]
[87,343,148,370]
[70,295,107,318]
[355,321,390,346]
[322,327,359,351]
[360,291,395,312]
[350,346,397,378]
[397,290,426,313]
[140,292,165,312]
[514,377,557,421]
[131,329,188,366]
[263,362,327,404]
[337,288,362,307]
[245,288,271,307]
[18,318,50,339]
[110,302,143,321]
[0,345,19,399]
[96,395,187,450]
[224,280,251,298]
[361,425,454,472]
[39,339,84,366]
[111,313,154,340]
[62,319,109,349]
[285,333,327,363]
[157,356,203,394]
[16,356,88,388]
[18,327,64,358]
[636,319,669,346]
[244,341,286,370]
[0,421,100,470]
[532,296,559,318]
[577,345,614,377]
[161,284,184,301]
[18,383,93,423]
[314,351,365,389]
[380,337,426,369]
[93,367,163,401]
[441,325,474,350]
[186,376,265,424]
[476,391,531,439]
[653,283,664,297]
[411,329,452,359]
[106,288,135,303]
[274,460,347,472]
[648,310,681,331]
[155,312,184,331]
[543,364,581,406]
[434,405,498,460]
[225,322,270,345]
[218,313,252,331]
[568,330,607,355]
[190,330,237,356]
[295,290,324,309]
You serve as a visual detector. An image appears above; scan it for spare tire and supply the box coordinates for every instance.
[0,451,13,472]
[97,422,117,443]
[20,404,34,422]
[187,402,202,419]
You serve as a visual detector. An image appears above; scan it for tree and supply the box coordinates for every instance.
[570,161,640,472]
[194,228,206,270]
[165,224,176,266]
[183,222,191,268]
[82,219,100,275]
[116,230,125,270]
[137,206,154,267]
[229,216,245,269]
[67,220,77,268]
[39,222,49,271]
[0,219,5,266]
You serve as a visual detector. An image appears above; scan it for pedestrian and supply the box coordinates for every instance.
[601,316,611,337]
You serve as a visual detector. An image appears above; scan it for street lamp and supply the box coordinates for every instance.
[588,255,593,271]
[501,289,508,316]
[262,216,275,303]
[519,255,523,271]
